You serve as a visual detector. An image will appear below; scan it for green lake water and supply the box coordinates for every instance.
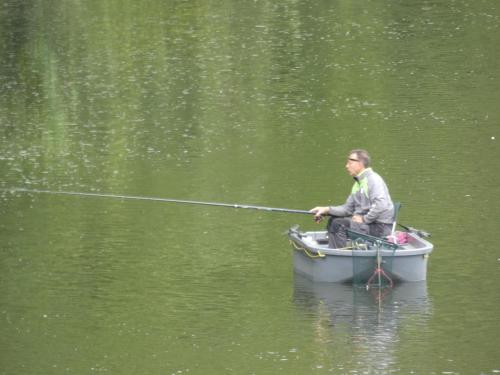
[1,1,500,374]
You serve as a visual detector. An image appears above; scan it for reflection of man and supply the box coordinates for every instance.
[310,149,394,248]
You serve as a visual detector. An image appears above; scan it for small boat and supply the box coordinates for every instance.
[288,226,433,285]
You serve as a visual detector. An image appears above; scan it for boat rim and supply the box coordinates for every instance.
[288,229,433,257]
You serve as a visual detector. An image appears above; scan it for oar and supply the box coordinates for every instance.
[2,188,314,216]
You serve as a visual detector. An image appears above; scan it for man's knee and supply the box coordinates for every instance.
[349,221,370,234]
[328,217,350,232]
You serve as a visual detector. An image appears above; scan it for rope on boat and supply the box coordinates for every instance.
[289,240,325,259]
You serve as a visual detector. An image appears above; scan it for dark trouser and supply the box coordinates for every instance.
[327,216,392,248]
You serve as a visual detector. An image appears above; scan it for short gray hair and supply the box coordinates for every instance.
[349,149,371,167]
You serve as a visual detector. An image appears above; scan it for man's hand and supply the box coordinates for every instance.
[309,206,330,222]
[352,214,364,223]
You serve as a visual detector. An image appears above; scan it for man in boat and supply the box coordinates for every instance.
[310,149,394,248]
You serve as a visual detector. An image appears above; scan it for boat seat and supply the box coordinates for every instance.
[392,201,401,222]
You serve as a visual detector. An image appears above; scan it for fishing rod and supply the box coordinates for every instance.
[3,188,432,236]
[397,223,431,238]
[2,188,314,216]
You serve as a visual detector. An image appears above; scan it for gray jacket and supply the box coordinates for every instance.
[328,168,394,224]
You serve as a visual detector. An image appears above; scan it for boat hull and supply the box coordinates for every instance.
[289,229,433,283]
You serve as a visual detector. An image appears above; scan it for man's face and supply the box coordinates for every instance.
[345,153,365,176]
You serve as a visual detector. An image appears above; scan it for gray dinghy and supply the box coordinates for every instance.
[288,227,433,285]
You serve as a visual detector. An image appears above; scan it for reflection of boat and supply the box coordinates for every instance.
[293,274,432,373]
[293,273,432,316]
[288,227,433,284]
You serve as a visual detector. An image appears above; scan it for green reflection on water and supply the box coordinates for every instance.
[1,0,500,374]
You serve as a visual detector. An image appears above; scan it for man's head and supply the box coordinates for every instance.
[345,149,371,176]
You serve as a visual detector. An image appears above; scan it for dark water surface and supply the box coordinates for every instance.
[1,1,500,374]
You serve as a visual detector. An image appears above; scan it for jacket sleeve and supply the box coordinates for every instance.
[328,194,355,217]
[363,175,393,224]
